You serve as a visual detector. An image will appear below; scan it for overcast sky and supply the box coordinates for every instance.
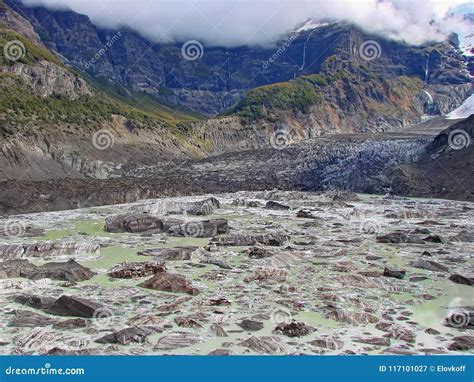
[23,0,473,47]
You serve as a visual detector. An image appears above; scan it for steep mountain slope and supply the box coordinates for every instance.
[7,0,471,119]
[0,1,206,181]
[388,115,474,200]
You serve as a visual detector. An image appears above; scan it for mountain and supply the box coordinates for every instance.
[0,0,472,212]
[6,0,471,119]
[0,0,212,182]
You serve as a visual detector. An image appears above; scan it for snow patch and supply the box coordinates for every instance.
[446,94,474,119]
[295,19,330,33]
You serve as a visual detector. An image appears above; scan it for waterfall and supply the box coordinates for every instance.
[424,55,430,84]
[299,30,316,71]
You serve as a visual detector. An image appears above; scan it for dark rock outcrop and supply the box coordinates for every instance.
[104,213,164,233]
[46,295,106,318]
[139,273,199,295]
[107,261,165,279]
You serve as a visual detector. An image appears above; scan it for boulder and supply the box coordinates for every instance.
[46,295,106,318]
[423,234,448,244]
[326,309,378,325]
[24,241,100,257]
[309,337,344,350]
[246,246,276,259]
[168,219,228,238]
[376,232,422,244]
[352,336,390,346]
[14,294,56,310]
[0,259,94,281]
[185,197,220,215]
[410,259,449,272]
[265,201,290,210]
[108,261,165,278]
[104,213,164,233]
[154,332,202,350]
[383,267,406,280]
[448,336,474,351]
[96,326,160,345]
[238,336,286,354]
[139,273,199,295]
[273,321,315,337]
[8,310,58,327]
[31,259,94,281]
[138,247,199,261]
[448,274,474,286]
[296,210,315,218]
[238,319,264,331]
[0,259,38,278]
[0,244,25,260]
[211,233,289,247]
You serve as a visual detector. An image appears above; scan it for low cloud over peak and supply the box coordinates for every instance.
[22,0,473,47]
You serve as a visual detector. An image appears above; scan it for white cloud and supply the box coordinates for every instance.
[22,0,473,47]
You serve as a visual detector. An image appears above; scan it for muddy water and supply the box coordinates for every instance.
[0,192,473,355]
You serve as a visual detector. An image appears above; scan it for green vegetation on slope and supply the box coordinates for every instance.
[0,24,200,133]
[0,27,63,67]
[231,77,323,122]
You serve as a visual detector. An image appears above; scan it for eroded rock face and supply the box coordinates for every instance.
[139,273,199,295]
